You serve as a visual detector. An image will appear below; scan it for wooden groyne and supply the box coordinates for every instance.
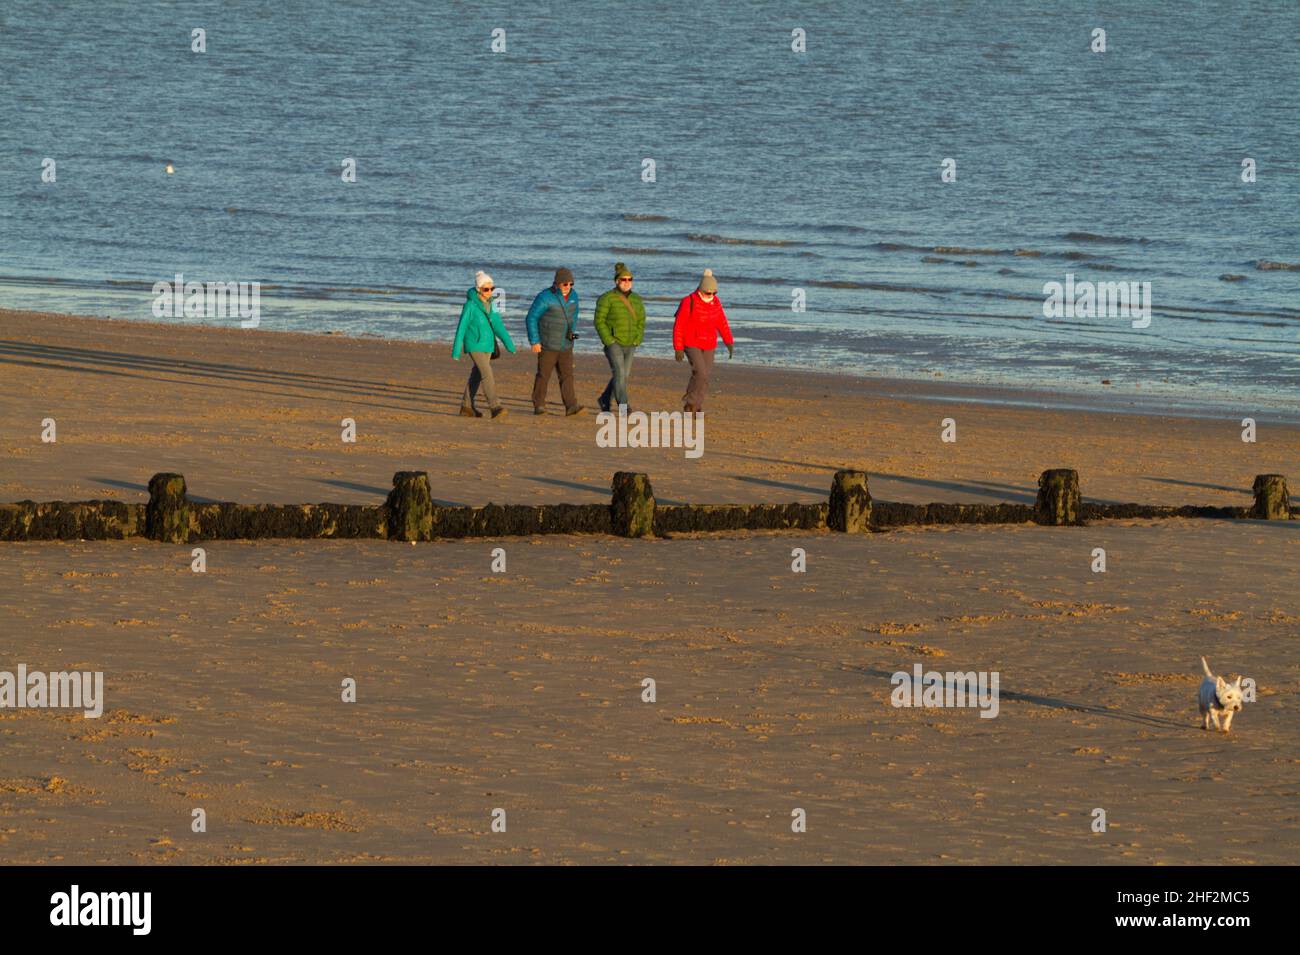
[0,469,1291,542]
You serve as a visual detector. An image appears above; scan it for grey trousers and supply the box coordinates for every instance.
[683,346,715,410]
[461,351,499,410]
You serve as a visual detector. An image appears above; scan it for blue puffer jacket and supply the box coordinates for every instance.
[524,286,579,352]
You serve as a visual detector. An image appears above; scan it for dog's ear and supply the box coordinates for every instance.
[1216,676,1227,690]
[1232,675,1242,689]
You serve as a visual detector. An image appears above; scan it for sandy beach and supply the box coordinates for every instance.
[1,309,1297,864]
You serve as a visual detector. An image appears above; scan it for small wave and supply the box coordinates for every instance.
[801,223,868,235]
[685,233,795,247]
[610,246,680,256]
[1062,231,1151,244]
[1256,260,1300,271]
[874,242,1050,258]
[101,152,166,164]
[622,213,670,222]
[933,246,1008,256]
[874,241,930,253]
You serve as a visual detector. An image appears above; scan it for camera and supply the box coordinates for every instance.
[567,331,580,341]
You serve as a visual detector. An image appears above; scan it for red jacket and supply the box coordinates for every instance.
[672,291,733,351]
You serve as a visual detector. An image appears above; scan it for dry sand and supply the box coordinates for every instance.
[0,309,1296,864]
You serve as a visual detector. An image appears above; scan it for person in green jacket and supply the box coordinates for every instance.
[452,270,516,419]
[593,261,646,411]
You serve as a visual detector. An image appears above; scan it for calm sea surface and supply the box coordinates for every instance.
[2,1,1298,416]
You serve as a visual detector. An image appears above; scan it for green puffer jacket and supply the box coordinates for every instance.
[593,288,646,347]
[452,288,516,359]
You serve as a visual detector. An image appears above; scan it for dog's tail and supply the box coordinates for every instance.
[1201,656,1214,679]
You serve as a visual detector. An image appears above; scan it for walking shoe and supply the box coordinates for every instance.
[490,407,508,419]
[597,398,611,413]
[565,405,585,416]
[533,407,547,415]
[459,405,479,417]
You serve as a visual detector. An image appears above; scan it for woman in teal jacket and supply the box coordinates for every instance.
[452,271,516,418]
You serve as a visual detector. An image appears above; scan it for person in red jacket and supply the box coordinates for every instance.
[673,269,734,413]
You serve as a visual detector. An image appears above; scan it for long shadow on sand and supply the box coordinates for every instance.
[88,476,218,503]
[316,479,467,507]
[718,637,1195,732]
[0,339,475,417]
[1143,476,1248,495]
[731,475,826,497]
[522,475,686,506]
[317,479,389,497]
[846,664,1190,731]
[708,452,1045,503]
[710,452,1150,505]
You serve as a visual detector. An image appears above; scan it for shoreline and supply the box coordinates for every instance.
[2,306,1296,513]
[2,306,1292,426]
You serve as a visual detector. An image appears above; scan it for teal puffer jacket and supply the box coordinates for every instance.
[452,288,516,359]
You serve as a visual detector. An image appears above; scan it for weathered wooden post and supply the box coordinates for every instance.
[828,470,872,532]
[386,471,433,541]
[1035,469,1083,525]
[611,472,655,538]
[146,472,191,542]
[1251,474,1290,519]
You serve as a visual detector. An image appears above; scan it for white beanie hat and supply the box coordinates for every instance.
[475,270,494,289]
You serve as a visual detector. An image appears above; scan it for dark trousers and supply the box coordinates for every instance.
[683,346,715,410]
[532,348,578,411]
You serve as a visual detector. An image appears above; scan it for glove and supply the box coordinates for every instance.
[726,343,733,359]
[675,350,685,362]
[531,343,542,354]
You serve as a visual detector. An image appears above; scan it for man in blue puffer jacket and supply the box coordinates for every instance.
[524,268,585,416]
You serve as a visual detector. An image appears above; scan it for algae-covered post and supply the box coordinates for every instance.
[146,472,190,543]
[828,470,871,532]
[1251,474,1290,520]
[386,471,432,541]
[1035,469,1083,526]
[611,472,655,538]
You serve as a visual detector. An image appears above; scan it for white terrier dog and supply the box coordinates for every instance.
[1199,657,1244,733]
